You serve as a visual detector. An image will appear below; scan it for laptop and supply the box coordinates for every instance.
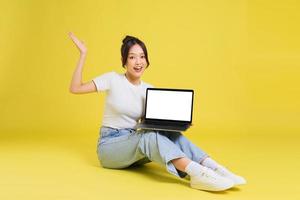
[135,88,194,132]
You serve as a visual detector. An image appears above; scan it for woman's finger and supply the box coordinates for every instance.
[68,32,75,39]
[70,35,81,45]
[68,32,87,53]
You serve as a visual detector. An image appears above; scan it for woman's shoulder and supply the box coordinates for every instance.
[103,71,119,76]
[92,71,122,84]
[97,71,122,79]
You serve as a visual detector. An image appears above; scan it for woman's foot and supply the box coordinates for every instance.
[214,166,247,186]
[201,157,247,186]
[185,161,234,191]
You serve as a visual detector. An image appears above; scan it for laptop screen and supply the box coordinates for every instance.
[145,88,194,122]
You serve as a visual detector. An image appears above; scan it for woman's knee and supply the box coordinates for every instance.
[141,131,159,144]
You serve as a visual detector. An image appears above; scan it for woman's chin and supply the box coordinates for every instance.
[132,71,144,78]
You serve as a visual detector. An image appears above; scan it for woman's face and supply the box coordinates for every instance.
[125,44,147,79]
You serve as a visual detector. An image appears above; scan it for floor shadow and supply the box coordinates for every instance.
[125,163,189,186]
[228,187,241,192]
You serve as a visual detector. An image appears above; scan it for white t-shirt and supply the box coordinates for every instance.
[92,71,154,129]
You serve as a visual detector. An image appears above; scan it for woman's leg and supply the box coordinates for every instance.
[160,131,246,185]
[138,131,234,191]
[160,131,209,164]
[98,128,234,191]
[97,127,146,169]
[137,130,187,178]
[171,157,191,172]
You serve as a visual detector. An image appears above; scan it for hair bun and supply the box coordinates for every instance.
[122,35,136,44]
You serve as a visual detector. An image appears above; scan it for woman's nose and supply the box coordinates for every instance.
[135,58,142,64]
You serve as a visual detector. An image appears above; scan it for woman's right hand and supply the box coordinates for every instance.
[68,32,87,55]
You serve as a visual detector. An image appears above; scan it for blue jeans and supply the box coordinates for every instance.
[97,126,209,178]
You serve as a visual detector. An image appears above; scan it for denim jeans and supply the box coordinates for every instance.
[97,126,209,178]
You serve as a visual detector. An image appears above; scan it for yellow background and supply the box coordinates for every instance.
[1,0,299,199]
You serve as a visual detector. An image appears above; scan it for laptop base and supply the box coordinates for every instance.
[136,122,190,132]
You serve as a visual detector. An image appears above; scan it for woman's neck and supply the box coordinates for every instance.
[125,72,141,85]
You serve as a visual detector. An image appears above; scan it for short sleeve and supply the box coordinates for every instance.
[92,71,116,92]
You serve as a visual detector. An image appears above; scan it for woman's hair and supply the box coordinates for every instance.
[121,35,150,68]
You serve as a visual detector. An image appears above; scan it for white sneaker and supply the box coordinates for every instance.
[215,167,247,186]
[190,165,234,191]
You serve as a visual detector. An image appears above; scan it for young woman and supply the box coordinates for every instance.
[68,32,246,191]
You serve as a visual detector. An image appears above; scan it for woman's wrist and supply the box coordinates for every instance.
[80,52,87,57]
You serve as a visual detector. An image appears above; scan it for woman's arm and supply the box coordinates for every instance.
[68,32,97,94]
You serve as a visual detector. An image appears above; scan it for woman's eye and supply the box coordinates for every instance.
[129,56,134,59]
[141,56,145,58]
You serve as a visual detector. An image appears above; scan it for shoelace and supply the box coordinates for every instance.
[215,167,231,177]
[200,168,218,180]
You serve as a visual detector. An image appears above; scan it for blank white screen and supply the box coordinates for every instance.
[146,90,193,121]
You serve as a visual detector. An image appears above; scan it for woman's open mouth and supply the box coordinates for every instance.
[133,66,143,73]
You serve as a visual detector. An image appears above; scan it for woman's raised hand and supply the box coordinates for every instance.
[68,32,87,55]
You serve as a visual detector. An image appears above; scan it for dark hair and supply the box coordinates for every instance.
[121,35,150,68]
